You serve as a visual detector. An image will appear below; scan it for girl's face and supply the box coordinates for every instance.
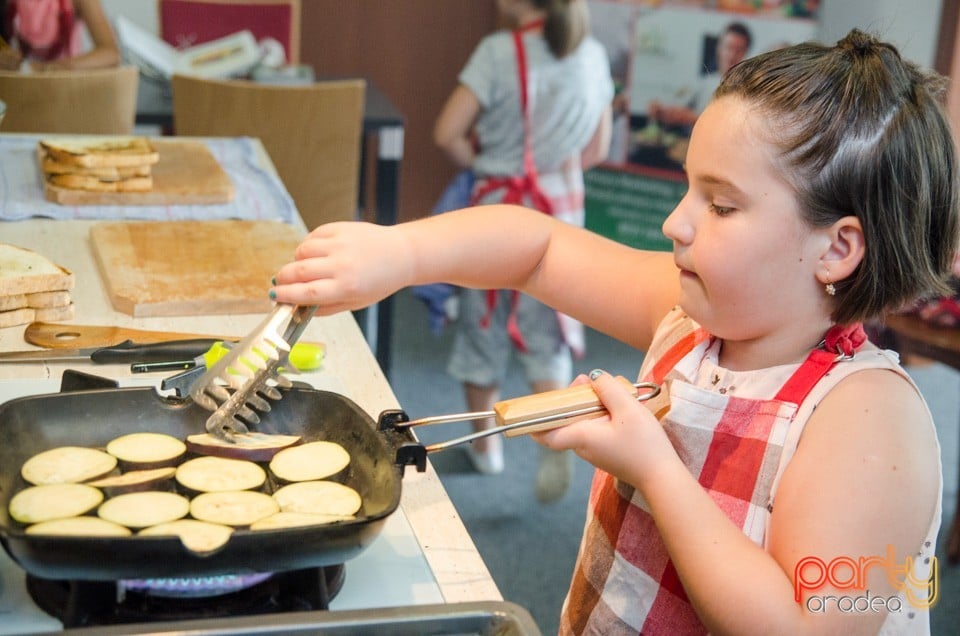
[662,96,826,344]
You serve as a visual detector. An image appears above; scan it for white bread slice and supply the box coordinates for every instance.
[48,173,153,193]
[27,290,73,308]
[0,290,72,312]
[0,307,34,329]
[39,137,160,169]
[34,303,75,322]
[0,244,75,296]
[0,294,27,312]
[0,303,75,329]
[41,155,152,179]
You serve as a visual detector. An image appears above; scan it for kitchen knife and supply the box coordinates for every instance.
[0,339,221,364]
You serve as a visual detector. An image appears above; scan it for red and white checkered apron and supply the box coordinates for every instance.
[559,310,873,635]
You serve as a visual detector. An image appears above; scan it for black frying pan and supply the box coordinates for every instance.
[0,380,419,581]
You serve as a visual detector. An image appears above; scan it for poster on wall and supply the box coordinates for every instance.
[586,0,820,250]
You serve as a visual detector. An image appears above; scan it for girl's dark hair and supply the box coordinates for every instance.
[714,29,960,324]
[535,0,589,58]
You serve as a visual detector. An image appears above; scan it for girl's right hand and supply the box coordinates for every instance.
[270,221,415,315]
[533,371,678,489]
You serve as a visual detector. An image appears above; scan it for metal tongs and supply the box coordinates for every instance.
[395,378,661,453]
[187,303,317,441]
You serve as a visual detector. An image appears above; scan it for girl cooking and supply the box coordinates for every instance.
[271,30,958,634]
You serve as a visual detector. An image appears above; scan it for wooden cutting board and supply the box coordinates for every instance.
[90,220,301,317]
[43,139,235,206]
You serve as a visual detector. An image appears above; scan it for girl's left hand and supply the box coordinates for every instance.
[532,370,677,486]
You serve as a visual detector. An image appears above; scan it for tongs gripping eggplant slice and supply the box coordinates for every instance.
[396,378,661,453]
[188,303,316,441]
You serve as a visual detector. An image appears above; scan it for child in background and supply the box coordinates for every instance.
[0,0,119,71]
[272,29,956,634]
[432,0,613,500]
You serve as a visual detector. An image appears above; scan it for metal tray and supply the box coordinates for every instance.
[60,601,542,635]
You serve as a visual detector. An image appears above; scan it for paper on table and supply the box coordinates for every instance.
[0,136,298,223]
[116,16,262,80]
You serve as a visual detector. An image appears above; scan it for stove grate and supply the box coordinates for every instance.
[26,564,345,628]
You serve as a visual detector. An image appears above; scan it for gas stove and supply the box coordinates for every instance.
[0,504,444,634]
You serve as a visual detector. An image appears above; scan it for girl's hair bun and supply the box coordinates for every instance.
[838,28,879,55]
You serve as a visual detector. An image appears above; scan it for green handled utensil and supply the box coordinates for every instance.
[130,341,324,373]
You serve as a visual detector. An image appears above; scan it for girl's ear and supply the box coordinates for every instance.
[817,216,865,284]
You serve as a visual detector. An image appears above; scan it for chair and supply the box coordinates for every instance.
[0,66,139,134]
[159,0,301,65]
[171,74,365,229]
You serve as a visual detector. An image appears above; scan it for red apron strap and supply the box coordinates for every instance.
[774,323,867,404]
[511,26,553,217]
[641,322,867,406]
[644,327,711,385]
[477,23,551,353]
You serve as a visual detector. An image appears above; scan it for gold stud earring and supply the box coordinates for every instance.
[825,282,836,296]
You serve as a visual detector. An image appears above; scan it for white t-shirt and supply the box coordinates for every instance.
[459,29,613,177]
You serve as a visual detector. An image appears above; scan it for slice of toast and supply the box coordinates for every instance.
[0,244,75,296]
[41,155,152,179]
[0,290,72,312]
[0,294,26,312]
[34,303,75,322]
[0,303,75,329]
[0,307,34,329]
[39,137,160,169]
[47,173,154,193]
[26,290,73,308]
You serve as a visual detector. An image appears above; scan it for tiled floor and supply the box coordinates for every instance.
[387,289,960,634]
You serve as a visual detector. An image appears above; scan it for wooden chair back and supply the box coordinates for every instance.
[0,66,139,135]
[159,0,301,64]
[171,74,365,229]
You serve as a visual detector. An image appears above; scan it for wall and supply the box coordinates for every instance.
[300,1,496,223]
[819,0,943,67]
[101,0,156,32]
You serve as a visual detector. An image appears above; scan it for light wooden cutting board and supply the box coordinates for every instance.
[90,220,301,317]
[43,139,235,206]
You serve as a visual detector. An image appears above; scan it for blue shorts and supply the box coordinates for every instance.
[447,288,572,387]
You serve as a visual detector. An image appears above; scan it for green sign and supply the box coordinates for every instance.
[584,167,686,252]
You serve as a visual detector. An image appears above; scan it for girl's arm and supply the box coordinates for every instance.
[33,0,119,71]
[433,85,481,170]
[271,205,680,350]
[540,366,938,634]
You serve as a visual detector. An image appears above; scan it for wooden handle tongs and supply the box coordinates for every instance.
[395,378,661,453]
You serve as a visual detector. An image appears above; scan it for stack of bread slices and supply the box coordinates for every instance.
[39,137,160,193]
[0,244,75,329]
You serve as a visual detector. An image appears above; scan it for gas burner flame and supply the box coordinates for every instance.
[119,572,274,598]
